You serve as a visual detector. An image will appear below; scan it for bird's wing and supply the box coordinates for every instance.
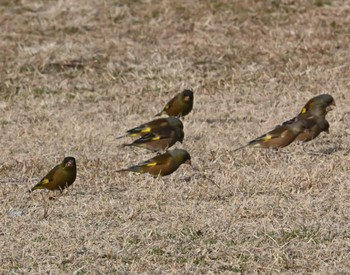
[126,124,152,135]
[35,165,60,187]
[132,128,173,144]
[251,125,288,143]
[233,125,288,152]
[139,153,170,167]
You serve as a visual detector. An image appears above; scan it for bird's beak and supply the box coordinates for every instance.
[65,160,74,167]
[185,159,192,166]
[326,102,336,112]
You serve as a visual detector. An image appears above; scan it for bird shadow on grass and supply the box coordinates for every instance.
[68,187,128,196]
[302,144,343,156]
[179,172,218,187]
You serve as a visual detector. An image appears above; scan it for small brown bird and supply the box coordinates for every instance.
[283,94,335,142]
[117,149,191,176]
[117,117,183,139]
[30,157,77,192]
[234,120,307,151]
[155,89,194,117]
[122,126,184,151]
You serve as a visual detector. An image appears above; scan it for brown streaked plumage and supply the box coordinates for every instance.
[155,89,194,117]
[117,149,191,177]
[30,157,77,192]
[122,125,184,151]
[117,117,183,139]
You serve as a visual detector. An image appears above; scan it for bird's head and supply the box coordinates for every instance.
[182,89,193,102]
[301,94,335,116]
[183,151,192,166]
[167,116,184,130]
[171,149,192,166]
[63,157,76,168]
[175,127,185,143]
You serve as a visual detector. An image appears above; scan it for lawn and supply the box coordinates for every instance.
[0,0,350,273]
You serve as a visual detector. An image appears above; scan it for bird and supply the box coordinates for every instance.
[30,157,77,192]
[234,120,308,151]
[284,94,336,123]
[117,117,183,139]
[294,116,330,142]
[155,89,194,117]
[122,125,184,151]
[282,94,335,142]
[297,94,336,117]
[117,149,191,176]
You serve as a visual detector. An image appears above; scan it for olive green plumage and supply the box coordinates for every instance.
[122,125,184,151]
[117,149,191,177]
[155,90,194,117]
[117,117,183,139]
[282,94,335,142]
[297,94,336,117]
[234,120,307,151]
[30,157,77,192]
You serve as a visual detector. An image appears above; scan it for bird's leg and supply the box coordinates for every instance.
[42,193,50,219]
[43,204,50,219]
[49,189,63,200]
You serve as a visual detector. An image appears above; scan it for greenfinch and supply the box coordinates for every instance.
[30,157,77,192]
[283,94,335,142]
[117,149,191,176]
[122,126,184,151]
[234,120,307,151]
[155,89,194,117]
[117,117,183,139]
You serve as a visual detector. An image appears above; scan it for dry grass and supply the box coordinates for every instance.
[1,0,350,273]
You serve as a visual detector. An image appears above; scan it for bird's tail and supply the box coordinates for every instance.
[116,165,143,173]
[233,143,250,152]
[116,134,128,139]
[154,111,164,117]
[28,185,44,192]
[121,143,133,147]
[116,168,129,173]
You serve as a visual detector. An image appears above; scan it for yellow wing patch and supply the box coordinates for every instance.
[262,134,272,141]
[40,178,50,185]
[301,102,314,114]
[146,162,158,167]
[152,136,161,141]
[141,127,151,133]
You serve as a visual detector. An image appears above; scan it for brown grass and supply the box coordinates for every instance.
[1,0,350,273]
